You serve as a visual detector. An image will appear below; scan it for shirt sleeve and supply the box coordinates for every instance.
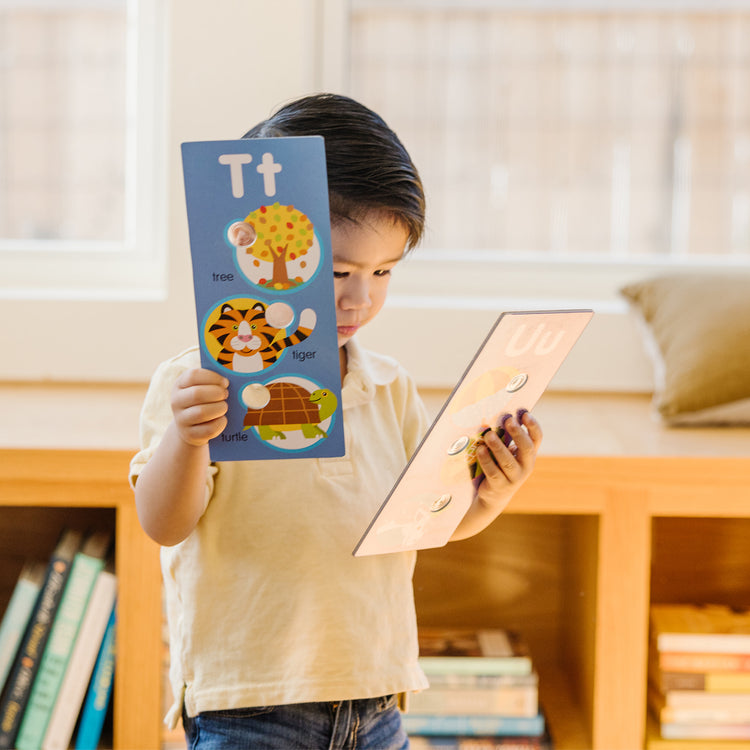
[128,349,217,509]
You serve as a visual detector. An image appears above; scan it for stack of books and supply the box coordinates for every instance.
[0,529,117,750]
[407,628,551,750]
[647,603,750,749]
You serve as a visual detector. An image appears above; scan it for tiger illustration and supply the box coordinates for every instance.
[208,301,316,373]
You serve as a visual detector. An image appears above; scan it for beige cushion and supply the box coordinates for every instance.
[621,273,750,425]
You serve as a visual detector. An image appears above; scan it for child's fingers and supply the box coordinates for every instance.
[178,398,229,427]
[173,370,229,407]
[171,369,230,440]
[181,413,228,443]
[519,411,543,448]
[478,430,520,482]
[504,413,542,467]
[479,413,543,483]
[173,383,229,412]
[173,398,228,445]
[178,367,229,390]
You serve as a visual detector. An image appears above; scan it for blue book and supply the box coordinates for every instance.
[402,712,545,737]
[181,137,344,461]
[74,602,116,750]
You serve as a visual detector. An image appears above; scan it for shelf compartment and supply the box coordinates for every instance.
[0,449,162,750]
[651,516,750,610]
[414,513,599,750]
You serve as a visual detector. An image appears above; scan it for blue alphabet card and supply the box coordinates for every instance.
[181,137,344,461]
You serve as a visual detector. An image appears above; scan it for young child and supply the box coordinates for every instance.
[130,93,542,750]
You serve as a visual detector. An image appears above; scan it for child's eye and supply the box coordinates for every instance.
[374,269,392,277]
[333,271,349,279]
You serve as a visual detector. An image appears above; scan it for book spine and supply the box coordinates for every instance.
[426,673,538,690]
[655,671,705,691]
[660,721,750,740]
[0,568,44,695]
[409,684,538,717]
[657,670,750,693]
[662,690,750,711]
[0,544,77,749]
[646,713,750,750]
[657,633,750,654]
[460,741,549,750]
[410,736,549,750]
[660,651,750,673]
[419,657,533,677]
[706,672,750,692]
[16,552,105,750]
[402,712,545,737]
[658,705,750,724]
[42,573,117,750]
[74,605,116,750]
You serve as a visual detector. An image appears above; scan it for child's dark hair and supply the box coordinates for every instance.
[243,93,425,250]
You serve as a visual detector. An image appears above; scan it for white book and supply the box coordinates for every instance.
[41,569,117,750]
[652,604,750,654]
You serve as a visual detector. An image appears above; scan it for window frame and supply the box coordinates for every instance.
[0,0,341,383]
[0,0,168,301]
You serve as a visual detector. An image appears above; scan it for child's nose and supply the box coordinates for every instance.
[342,277,370,309]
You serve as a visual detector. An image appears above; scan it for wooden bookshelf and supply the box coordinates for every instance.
[0,448,162,750]
[415,391,750,750]
[2,385,750,749]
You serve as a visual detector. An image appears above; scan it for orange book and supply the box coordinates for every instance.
[659,651,750,673]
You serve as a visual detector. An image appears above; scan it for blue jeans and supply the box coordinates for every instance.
[182,695,410,750]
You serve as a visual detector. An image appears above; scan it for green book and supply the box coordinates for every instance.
[15,531,112,750]
[417,628,534,676]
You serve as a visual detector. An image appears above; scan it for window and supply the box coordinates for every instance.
[343,2,750,388]
[0,0,165,299]
[348,1,750,305]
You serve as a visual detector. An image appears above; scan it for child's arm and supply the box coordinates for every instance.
[134,368,229,547]
[449,412,542,542]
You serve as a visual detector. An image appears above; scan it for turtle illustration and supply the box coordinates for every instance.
[242,382,338,441]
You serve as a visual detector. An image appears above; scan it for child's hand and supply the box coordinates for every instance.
[476,410,542,500]
[171,368,230,447]
[227,221,257,248]
[451,412,543,541]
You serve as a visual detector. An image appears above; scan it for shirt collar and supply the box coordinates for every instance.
[341,337,400,408]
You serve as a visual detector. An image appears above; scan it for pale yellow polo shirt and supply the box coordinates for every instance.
[129,339,429,726]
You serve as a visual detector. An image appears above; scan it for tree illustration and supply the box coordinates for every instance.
[237,202,315,290]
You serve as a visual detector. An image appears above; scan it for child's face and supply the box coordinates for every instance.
[331,214,409,349]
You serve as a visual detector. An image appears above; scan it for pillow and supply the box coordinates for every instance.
[620,273,750,425]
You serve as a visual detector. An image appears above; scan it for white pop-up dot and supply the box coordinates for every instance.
[242,383,271,409]
[264,302,295,329]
